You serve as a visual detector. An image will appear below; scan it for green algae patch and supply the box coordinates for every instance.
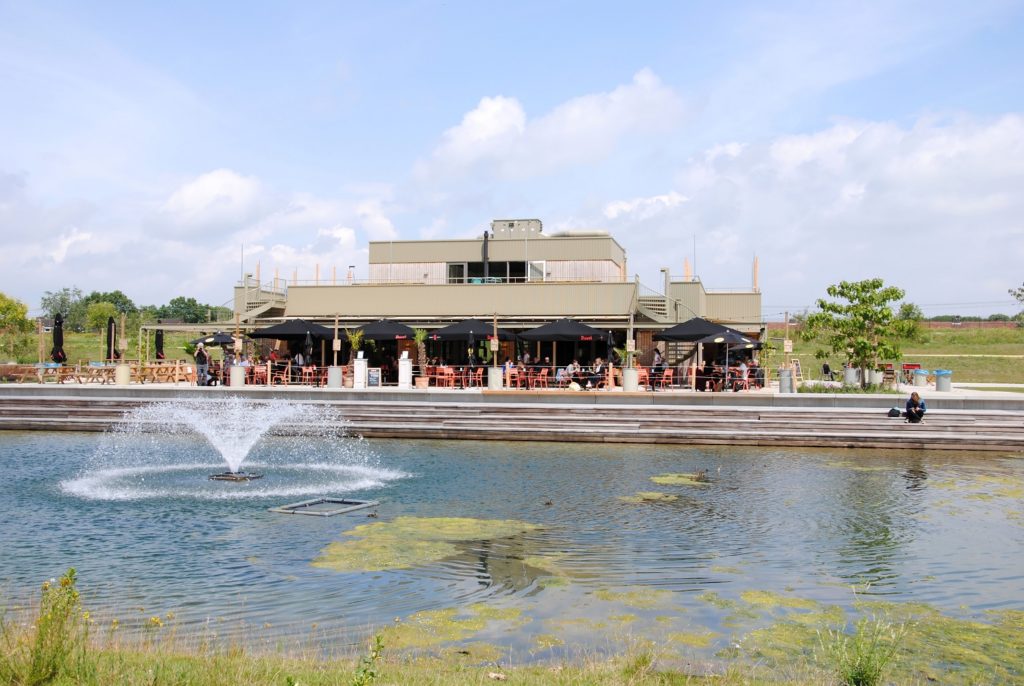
[618,491,679,503]
[710,565,744,575]
[382,604,530,651]
[312,516,542,572]
[537,575,569,589]
[696,591,738,610]
[739,600,1024,685]
[381,608,487,649]
[741,590,819,611]
[666,631,719,648]
[534,634,564,649]
[595,587,674,609]
[650,473,710,486]
[438,642,504,663]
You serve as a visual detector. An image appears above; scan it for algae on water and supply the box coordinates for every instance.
[650,473,711,486]
[312,516,542,572]
[618,491,679,503]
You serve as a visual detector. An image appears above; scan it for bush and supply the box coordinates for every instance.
[820,616,906,686]
[0,568,92,685]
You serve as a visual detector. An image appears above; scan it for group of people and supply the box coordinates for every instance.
[694,357,762,392]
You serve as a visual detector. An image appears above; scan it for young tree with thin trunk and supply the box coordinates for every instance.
[803,278,915,388]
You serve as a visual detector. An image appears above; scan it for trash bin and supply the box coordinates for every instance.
[913,369,929,387]
[778,368,794,393]
[934,369,952,392]
[843,366,860,386]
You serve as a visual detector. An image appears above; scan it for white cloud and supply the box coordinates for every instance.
[597,114,1024,313]
[604,192,687,221]
[417,69,686,182]
[162,169,264,230]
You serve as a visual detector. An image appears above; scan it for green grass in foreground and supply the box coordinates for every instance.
[6,569,1024,686]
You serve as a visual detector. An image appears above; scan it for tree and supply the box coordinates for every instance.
[158,297,208,323]
[85,302,119,332]
[802,278,915,388]
[40,286,87,331]
[897,302,924,341]
[82,290,137,314]
[1011,283,1024,323]
[0,292,34,361]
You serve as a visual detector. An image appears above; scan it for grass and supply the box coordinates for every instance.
[790,326,1024,384]
[960,386,1024,393]
[818,616,906,686]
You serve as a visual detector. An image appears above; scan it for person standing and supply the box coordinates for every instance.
[194,343,209,387]
[904,391,927,423]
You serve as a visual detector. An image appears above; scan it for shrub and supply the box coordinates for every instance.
[0,568,91,685]
[820,615,906,686]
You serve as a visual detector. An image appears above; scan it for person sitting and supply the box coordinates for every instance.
[589,357,605,388]
[904,391,927,423]
[564,359,582,385]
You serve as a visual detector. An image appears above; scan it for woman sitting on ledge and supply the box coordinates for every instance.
[904,391,927,423]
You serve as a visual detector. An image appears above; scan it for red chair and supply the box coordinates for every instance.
[637,367,650,390]
[301,366,317,385]
[656,368,675,390]
[442,368,457,388]
[471,367,483,387]
[534,368,550,389]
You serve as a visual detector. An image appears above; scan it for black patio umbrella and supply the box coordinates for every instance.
[105,316,116,361]
[50,314,66,363]
[358,319,415,341]
[249,319,333,341]
[653,317,729,342]
[155,327,165,359]
[191,331,236,347]
[697,330,754,383]
[606,330,615,362]
[430,318,517,341]
[518,318,604,342]
[303,331,314,360]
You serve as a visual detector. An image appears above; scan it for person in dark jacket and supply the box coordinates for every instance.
[904,391,926,423]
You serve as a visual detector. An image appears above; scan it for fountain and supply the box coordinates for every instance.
[62,397,407,501]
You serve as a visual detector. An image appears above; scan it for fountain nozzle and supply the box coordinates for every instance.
[209,471,264,482]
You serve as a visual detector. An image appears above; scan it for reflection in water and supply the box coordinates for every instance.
[902,456,929,490]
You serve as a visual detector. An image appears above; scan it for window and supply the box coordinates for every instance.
[447,263,466,284]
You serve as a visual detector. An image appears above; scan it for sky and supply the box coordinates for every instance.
[1,0,1023,320]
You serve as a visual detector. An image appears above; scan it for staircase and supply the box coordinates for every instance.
[1,393,1022,452]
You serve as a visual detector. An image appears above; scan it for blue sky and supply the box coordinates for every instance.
[2,0,1023,318]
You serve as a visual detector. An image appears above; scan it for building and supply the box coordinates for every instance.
[233,219,762,364]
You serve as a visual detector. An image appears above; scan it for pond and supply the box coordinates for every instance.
[0,399,1021,676]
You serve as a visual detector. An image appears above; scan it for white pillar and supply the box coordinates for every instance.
[353,358,368,389]
[398,358,413,389]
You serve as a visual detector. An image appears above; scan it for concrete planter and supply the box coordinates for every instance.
[414,376,430,389]
[868,369,884,386]
[622,367,639,392]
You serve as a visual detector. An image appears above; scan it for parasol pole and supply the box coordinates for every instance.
[333,315,339,366]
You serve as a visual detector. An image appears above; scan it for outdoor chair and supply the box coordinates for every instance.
[637,367,650,390]
[656,368,675,390]
[471,367,483,387]
[534,367,550,389]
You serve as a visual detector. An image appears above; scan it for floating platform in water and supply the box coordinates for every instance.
[268,498,379,516]
[209,471,264,482]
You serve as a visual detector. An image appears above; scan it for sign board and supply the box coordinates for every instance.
[332,339,341,351]
[367,368,381,387]
[489,338,499,351]
[783,339,793,353]
[626,339,636,352]
[233,338,242,352]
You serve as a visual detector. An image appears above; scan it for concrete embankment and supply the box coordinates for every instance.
[0,386,1022,452]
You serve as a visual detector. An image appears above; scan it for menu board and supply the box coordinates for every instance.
[367,367,382,387]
